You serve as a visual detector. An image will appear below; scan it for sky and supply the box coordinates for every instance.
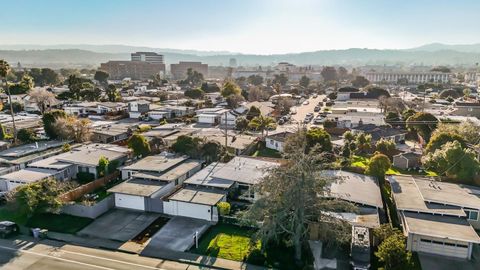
[1,0,480,54]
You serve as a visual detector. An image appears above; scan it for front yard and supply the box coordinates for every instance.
[191,224,300,269]
[350,155,438,176]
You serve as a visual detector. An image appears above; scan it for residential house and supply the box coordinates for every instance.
[128,100,150,119]
[63,102,99,116]
[388,175,480,259]
[195,107,230,125]
[451,102,480,117]
[392,152,422,170]
[351,124,407,143]
[0,168,60,191]
[92,123,132,144]
[148,105,195,120]
[0,140,70,170]
[266,131,294,152]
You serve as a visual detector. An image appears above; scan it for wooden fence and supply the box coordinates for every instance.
[60,172,119,202]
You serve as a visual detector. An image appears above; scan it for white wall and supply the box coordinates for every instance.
[266,139,283,152]
[408,233,471,259]
[114,193,145,211]
[198,115,218,124]
[164,200,214,221]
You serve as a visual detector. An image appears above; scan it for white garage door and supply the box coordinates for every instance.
[418,239,469,259]
[176,201,212,221]
[115,194,145,211]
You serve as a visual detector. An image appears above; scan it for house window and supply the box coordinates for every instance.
[270,139,274,144]
[465,210,479,221]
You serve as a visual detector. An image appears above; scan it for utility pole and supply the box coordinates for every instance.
[224,111,228,149]
[4,79,16,144]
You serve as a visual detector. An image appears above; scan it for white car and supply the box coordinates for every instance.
[302,100,310,105]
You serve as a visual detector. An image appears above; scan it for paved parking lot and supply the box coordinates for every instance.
[78,209,160,242]
[142,216,210,254]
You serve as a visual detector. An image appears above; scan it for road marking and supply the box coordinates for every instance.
[0,244,171,270]
[59,249,169,270]
[0,244,114,270]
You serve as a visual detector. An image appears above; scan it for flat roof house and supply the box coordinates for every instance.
[0,168,59,191]
[388,175,480,259]
[266,131,294,152]
[110,154,201,212]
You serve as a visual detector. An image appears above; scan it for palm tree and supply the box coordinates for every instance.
[0,60,16,143]
[248,115,276,138]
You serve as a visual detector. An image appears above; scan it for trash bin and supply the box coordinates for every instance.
[39,229,48,238]
[32,228,41,239]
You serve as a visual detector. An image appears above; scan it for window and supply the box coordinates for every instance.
[465,210,479,221]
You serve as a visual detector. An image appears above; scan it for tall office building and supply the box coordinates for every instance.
[131,52,164,64]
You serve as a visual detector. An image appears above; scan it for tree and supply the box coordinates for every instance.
[9,178,65,218]
[181,68,204,86]
[366,86,390,98]
[273,73,288,86]
[355,133,372,155]
[351,75,370,88]
[321,66,337,82]
[422,141,480,182]
[431,66,451,73]
[9,74,34,94]
[30,68,59,86]
[366,153,391,179]
[406,112,438,142]
[0,60,17,143]
[225,94,245,109]
[0,123,5,140]
[201,140,223,163]
[221,81,241,97]
[385,111,400,124]
[42,110,66,139]
[54,116,92,142]
[343,131,355,142]
[463,88,472,98]
[17,129,37,143]
[28,88,57,114]
[373,224,402,243]
[425,132,466,154]
[127,134,151,157]
[338,66,349,80]
[201,82,220,93]
[8,102,23,113]
[171,135,202,158]
[81,87,102,101]
[433,120,480,145]
[375,233,412,270]
[235,116,249,132]
[247,74,263,86]
[246,105,261,120]
[245,130,353,264]
[184,88,204,99]
[401,109,416,121]
[248,116,276,138]
[299,75,310,88]
[247,86,265,102]
[323,119,337,129]
[97,156,109,177]
[105,84,119,102]
[439,89,460,99]
[94,70,109,84]
[305,128,332,153]
[375,139,396,158]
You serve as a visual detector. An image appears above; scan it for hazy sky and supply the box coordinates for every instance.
[2,0,480,54]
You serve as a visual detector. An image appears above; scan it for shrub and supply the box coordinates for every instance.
[76,172,95,184]
[217,202,231,216]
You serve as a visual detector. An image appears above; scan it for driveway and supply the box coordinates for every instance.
[78,209,160,242]
[418,251,480,270]
[142,216,210,254]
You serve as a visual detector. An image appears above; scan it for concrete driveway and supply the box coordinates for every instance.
[78,209,160,242]
[142,216,210,254]
[418,251,480,270]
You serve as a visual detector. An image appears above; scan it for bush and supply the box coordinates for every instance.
[247,249,266,265]
[76,172,95,184]
[17,128,37,143]
[217,202,231,216]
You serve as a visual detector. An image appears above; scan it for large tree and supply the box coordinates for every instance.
[246,105,261,120]
[375,232,412,270]
[94,70,109,84]
[305,127,332,153]
[28,88,57,114]
[127,134,151,157]
[273,73,288,86]
[0,60,17,143]
[221,81,241,97]
[321,66,337,82]
[171,135,203,158]
[366,153,391,179]
[184,88,204,99]
[299,75,310,88]
[245,130,352,265]
[248,115,276,138]
[432,120,480,145]
[351,75,370,88]
[53,116,92,142]
[375,139,396,159]
[406,112,438,142]
[247,74,264,86]
[42,110,66,139]
[105,84,119,102]
[425,132,466,154]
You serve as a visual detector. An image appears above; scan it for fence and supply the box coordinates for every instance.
[60,172,119,202]
[61,195,114,219]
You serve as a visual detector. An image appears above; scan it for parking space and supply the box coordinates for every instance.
[78,209,160,242]
[142,216,210,254]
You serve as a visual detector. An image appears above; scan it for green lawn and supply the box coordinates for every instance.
[191,224,300,269]
[26,213,93,234]
[351,155,437,177]
[0,206,28,224]
[351,155,369,169]
[251,147,282,158]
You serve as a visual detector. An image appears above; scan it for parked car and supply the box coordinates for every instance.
[318,101,323,106]
[302,100,310,105]
[278,118,285,125]
[313,117,326,124]
[0,221,19,238]
[323,98,329,102]
[314,106,321,112]
[312,94,318,98]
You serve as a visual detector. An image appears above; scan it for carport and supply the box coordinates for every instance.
[78,209,160,242]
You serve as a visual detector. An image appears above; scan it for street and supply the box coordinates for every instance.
[275,94,326,133]
[0,237,201,270]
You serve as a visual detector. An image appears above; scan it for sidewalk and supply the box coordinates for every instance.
[45,231,268,270]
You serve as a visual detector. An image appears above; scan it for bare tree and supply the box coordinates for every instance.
[54,116,92,142]
[28,88,57,114]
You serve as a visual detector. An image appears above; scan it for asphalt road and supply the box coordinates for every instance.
[275,94,326,133]
[0,238,199,270]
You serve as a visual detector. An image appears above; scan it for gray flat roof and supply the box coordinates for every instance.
[415,178,480,210]
[184,162,234,189]
[211,156,278,185]
[123,154,188,173]
[389,175,467,217]
[168,187,226,206]
[156,160,201,181]
[403,211,480,244]
[57,147,127,167]
[0,168,57,183]
[322,170,383,208]
[0,140,65,159]
[108,179,165,197]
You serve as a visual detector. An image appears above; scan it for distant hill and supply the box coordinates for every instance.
[408,42,480,53]
[1,44,480,68]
